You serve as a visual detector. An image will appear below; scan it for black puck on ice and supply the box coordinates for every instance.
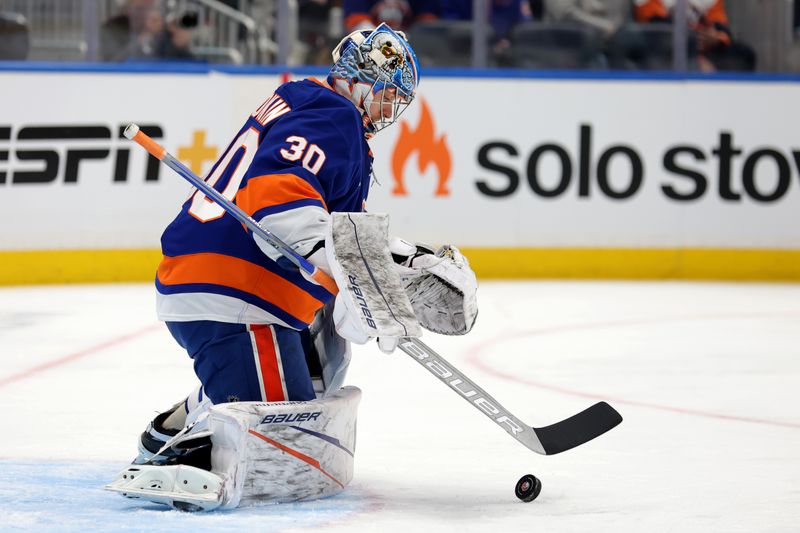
[515,474,542,502]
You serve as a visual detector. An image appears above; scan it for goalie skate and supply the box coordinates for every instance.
[106,463,224,512]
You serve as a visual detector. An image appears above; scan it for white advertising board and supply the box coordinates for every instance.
[367,77,800,248]
[1,71,799,252]
[0,71,280,250]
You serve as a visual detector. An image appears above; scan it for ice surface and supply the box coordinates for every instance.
[0,281,798,532]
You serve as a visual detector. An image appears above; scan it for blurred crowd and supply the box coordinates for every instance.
[329,0,756,71]
[100,0,197,61]
[0,0,787,72]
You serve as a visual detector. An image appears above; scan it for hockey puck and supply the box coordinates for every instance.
[515,474,542,502]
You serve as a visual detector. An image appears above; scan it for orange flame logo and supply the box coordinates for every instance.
[391,98,451,196]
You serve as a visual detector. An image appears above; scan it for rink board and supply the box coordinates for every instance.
[1,66,799,282]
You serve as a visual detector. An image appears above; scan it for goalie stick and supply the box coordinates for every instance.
[397,339,621,454]
[124,123,622,456]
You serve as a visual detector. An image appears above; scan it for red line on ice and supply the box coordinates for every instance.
[465,312,800,430]
[0,323,162,388]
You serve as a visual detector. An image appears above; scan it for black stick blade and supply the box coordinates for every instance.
[534,402,623,455]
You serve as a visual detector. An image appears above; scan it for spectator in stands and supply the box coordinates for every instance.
[634,0,755,71]
[544,0,629,39]
[343,0,437,32]
[101,0,194,62]
[436,0,532,40]
[0,11,29,60]
[528,0,545,19]
[137,5,168,57]
[160,9,197,60]
[343,0,532,66]
[484,0,534,65]
[542,0,629,67]
[297,0,338,65]
[431,0,533,66]
[796,0,800,36]
[344,0,530,35]
[101,0,147,61]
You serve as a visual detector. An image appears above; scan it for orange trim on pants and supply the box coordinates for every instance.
[250,324,286,402]
[157,253,325,325]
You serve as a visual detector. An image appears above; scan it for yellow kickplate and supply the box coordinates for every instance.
[0,249,162,285]
[1,247,799,285]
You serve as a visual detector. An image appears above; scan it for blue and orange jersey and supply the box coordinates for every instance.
[156,78,373,330]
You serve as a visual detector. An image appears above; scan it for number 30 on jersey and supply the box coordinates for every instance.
[279,136,326,175]
[189,131,327,222]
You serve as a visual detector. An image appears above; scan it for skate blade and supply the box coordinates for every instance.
[105,464,223,512]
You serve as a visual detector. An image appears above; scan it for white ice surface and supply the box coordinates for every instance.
[0,281,798,532]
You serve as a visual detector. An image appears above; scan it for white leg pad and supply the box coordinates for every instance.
[212,386,361,508]
[107,386,361,511]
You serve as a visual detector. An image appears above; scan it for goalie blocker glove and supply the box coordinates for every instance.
[325,213,422,354]
[389,238,478,336]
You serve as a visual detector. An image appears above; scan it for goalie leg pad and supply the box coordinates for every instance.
[211,386,361,508]
[107,387,362,510]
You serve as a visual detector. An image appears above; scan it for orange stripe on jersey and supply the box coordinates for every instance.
[236,173,328,216]
[158,253,325,324]
[311,268,338,295]
[250,325,286,401]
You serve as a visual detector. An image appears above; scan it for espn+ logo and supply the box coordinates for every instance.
[0,123,164,185]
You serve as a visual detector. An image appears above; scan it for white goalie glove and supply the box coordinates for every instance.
[389,238,478,335]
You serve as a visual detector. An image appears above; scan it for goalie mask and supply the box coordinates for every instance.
[328,23,420,136]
